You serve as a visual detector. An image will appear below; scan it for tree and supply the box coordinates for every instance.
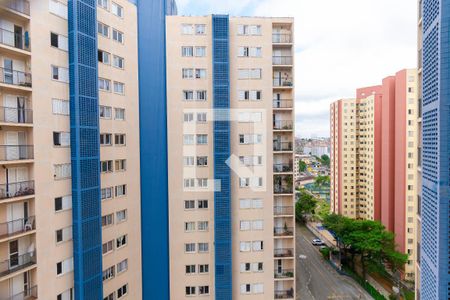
[320,154,330,166]
[295,190,317,222]
[314,175,330,187]
[299,160,307,172]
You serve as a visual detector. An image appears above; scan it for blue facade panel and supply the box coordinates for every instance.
[212,15,232,300]
[137,0,176,299]
[421,0,450,299]
[68,0,103,299]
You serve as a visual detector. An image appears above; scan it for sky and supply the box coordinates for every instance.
[176,0,418,138]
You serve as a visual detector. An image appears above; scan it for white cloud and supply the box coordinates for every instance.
[177,0,418,138]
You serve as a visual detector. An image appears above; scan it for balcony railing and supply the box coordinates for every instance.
[273,120,293,130]
[274,227,294,236]
[0,251,36,277]
[274,248,294,258]
[273,99,293,109]
[275,289,294,299]
[6,285,37,300]
[274,185,293,194]
[0,216,35,239]
[273,78,293,87]
[1,0,30,15]
[273,33,292,44]
[274,206,294,215]
[274,268,294,278]
[273,142,293,152]
[0,145,33,161]
[0,180,34,200]
[273,163,293,173]
[0,66,32,87]
[0,106,33,124]
[0,28,30,52]
[273,56,293,65]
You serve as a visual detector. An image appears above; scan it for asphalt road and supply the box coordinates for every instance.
[296,224,372,300]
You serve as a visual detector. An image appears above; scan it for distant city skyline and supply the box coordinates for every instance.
[176,0,417,138]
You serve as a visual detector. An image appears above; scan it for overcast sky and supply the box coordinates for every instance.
[176,0,418,138]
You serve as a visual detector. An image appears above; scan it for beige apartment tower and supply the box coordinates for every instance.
[166,15,296,299]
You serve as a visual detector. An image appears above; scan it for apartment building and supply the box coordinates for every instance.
[330,69,419,280]
[417,0,450,299]
[0,0,142,299]
[166,15,296,300]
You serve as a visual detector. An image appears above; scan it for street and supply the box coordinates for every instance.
[296,224,372,300]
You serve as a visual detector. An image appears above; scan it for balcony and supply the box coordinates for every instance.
[0,180,34,200]
[0,216,35,240]
[274,289,294,299]
[0,67,32,88]
[274,185,293,194]
[1,0,30,16]
[0,28,30,52]
[273,33,292,44]
[6,286,37,300]
[0,145,33,162]
[273,141,293,152]
[274,248,294,258]
[273,56,293,65]
[274,206,294,216]
[273,163,293,173]
[0,106,33,125]
[274,227,294,237]
[273,120,293,130]
[273,78,293,88]
[274,268,294,279]
[273,99,293,109]
[0,251,36,278]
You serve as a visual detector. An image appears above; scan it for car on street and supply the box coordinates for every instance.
[312,238,325,246]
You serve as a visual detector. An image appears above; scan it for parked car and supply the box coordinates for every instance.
[312,238,325,246]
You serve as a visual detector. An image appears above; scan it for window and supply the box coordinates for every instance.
[195,69,206,79]
[99,78,111,91]
[117,284,128,299]
[184,113,194,122]
[184,156,195,166]
[199,264,209,273]
[116,209,127,222]
[238,25,261,35]
[56,226,72,243]
[252,220,263,230]
[100,106,112,119]
[198,243,209,253]
[186,286,196,296]
[185,222,195,232]
[240,284,251,294]
[183,134,194,145]
[197,156,208,166]
[253,262,263,272]
[100,133,112,145]
[239,134,262,144]
[53,132,70,146]
[197,178,208,188]
[239,156,263,166]
[195,24,206,35]
[199,286,209,295]
[184,178,195,188]
[57,289,74,300]
[116,234,127,248]
[196,90,207,101]
[102,214,114,227]
[115,108,125,120]
[112,29,124,43]
[113,55,124,69]
[197,112,207,122]
[56,257,74,276]
[115,159,126,171]
[111,2,123,17]
[252,241,263,251]
[117,259,128,273]
[240,262,251,272]
[101,160,113,173]
[182,46,194,57]
[195,46,206,57]
[97,0,108,9]
[102,240,114,255]
[198,200,208,209]
[185,243,196,253]
[238,68,261,79]
[97,22,109,37]
[115,184,127,197]
[182,68,194,79]
[198,221,208,231]
[238,112,262,122]
[184,200,195,209]
[52,99,69,115]
[50,32,68,51]
[240,241,251,252]
[49,0,68,19]
[253,283,264,294]
[238,90,262,101]
[55,195,72,212]
[183,90,194,101]
[240,221,251,231]
[54,163,71,179]
[181,24,193,35]
[52,66,69,82]
[103,265,115,281]
[186,265,196,274]
[103,293,115,300]
[197,134,208,145]
[115,134,126,145]
[114,82,125,94]
[101,187,113,200]
[98,49,110,64]
[238,47,261,57]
